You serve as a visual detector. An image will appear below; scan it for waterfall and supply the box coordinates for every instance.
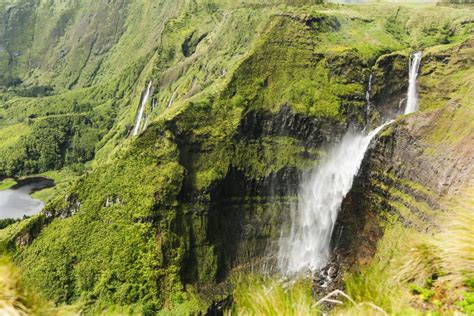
[277,51,421,276]
[278,121,392,275]
[366,74,373,127]
[132,81,152,136]
[404,51,422,114]
[167,90,178,108]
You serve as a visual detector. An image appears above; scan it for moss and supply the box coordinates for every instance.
[458,287,474,315]
[409,284,436,302]
[0,1,472,313]
[232,136,320,179]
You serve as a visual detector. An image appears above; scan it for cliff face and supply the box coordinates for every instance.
[336,38,473,262]
[0,1,473,314]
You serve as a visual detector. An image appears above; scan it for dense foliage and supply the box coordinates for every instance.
[0,0,472,314]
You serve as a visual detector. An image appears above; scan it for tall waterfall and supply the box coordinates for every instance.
[404,51,422,114]
[278,122,391,274]
[278,51,422,275]
[132,81,153,136]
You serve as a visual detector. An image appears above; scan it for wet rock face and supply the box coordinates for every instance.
[177,107,332,284]
[166,42,414,287]
[334,103,473,265]
[371,53,410,121]
[207,167,299,281]
[175,105,354,284]
[237,105,343,147]
[176,53,410,285]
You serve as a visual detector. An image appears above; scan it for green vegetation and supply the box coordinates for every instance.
[335,185,474,315]
[11,126,186,313]
[231,275,318,315]
[0,0,472,314]
[0,218,21,230]
[0,178,16,190]
[30,169,79,203]
[340,225,418,315]
[0,256,78,315]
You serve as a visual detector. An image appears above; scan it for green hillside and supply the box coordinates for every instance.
[0,1,472,314]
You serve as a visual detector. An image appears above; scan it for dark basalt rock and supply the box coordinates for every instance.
[182,31,208,57]
[207,167,299,282]
[236,105,342,147]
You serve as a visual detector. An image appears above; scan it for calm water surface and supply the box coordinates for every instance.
[0,178,54,219]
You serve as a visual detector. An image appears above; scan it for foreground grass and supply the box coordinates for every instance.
[339,189,474,315]
[0,256,78,315]
[230,275,318,316]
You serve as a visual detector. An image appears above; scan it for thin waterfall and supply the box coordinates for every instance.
[167,90,178,108]
[404,51,422,114]
[278,121,392,274]
[366,74,373,127]
[132,81,152,136]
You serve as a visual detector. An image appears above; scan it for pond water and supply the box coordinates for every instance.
[0,177,54,220]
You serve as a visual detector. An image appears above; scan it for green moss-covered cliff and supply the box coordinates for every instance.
[0,1,473,314]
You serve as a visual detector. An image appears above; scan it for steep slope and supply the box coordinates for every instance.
[0,0,184,177]
[334,37,474,314]
[0,1,473,314]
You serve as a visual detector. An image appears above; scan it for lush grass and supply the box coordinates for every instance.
[0,256,78,315]
[337,187,474,315]
[30,168,80,203]
[230,275,318,316]
[14,125,188,313]
[340,225,419,315]
[0,178,16,191]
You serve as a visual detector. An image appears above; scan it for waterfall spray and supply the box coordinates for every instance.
[278,122,392,274]
[404,51,422,114]
[132,81,153,136]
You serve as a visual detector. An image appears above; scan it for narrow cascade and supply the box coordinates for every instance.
[278,121,392,275]
[404,51,422,114]
[365,74,373,127]
[167,90,178,108]
[132,81,153,136]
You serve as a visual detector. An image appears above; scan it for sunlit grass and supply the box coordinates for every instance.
[230,275,318,316]
[341,188,474,315]
[0,256,78,315]
[0,256,31,315]
[341,225,419,315]
[30,168,80,203]
[436,192,474,288]
[0,178,16,191]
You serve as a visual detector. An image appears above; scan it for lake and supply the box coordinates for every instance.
[0,177,54,219]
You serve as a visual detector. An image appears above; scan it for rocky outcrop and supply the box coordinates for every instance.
[334,101,474,266]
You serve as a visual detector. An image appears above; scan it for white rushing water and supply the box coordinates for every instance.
[132,81,152,136]
[278,122,392,274]
[404,51,422,114]
[278,51,422,275]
